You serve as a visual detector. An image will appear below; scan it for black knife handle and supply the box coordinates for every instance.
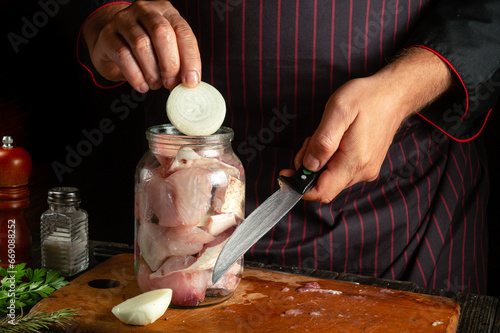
[278,165,323,195]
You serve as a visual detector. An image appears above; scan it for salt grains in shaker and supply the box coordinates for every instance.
[40,187,89,276]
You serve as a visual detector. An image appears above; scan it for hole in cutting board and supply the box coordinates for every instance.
[88,279,121,289]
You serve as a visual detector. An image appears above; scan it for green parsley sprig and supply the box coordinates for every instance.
[0,263,69,312]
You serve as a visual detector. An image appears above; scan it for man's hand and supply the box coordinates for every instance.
[281,47,454,203]
[82,0,201,92]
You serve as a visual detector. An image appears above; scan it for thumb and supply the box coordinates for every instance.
[302,89,358,172]
[302,123,343,172]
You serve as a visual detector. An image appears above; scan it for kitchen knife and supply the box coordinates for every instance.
[212,165,322,284]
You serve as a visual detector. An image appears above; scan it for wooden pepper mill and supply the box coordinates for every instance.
[0,136,32,268]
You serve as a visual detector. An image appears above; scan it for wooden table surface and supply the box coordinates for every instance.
[247,262,500,333]
[34,253,464,332]
[31,240,500,333]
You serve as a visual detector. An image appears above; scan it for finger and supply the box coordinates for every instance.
[302,121,343,172]
[278,167,342,204]
[117,14,163,90]
[294,137,311,170]
[279,165,345,203]
[166,10,201,87]
[96,31,149,93]
[301,151,352,203]
[278,169,295,178]
[302,99,354,172]
[138,9,182,90]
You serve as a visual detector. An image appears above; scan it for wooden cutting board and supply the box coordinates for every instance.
[32,253,460,332]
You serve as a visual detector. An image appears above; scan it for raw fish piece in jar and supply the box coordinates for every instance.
[148,167,212,227]
[205,213,237,236]
[213,176,245,220]
[137,222,240,307]
[150,269,212,307]
[138,256,212,306]
[167,147,202,174]
[207,261,242,296]
[151,146,177,169]
[137,223,215,271]
[135,168,154,223]
[151,255,198,277]
[136,257,154,292]
[204,229,242,294]
[168,147,240,179]
[183,227,235,271]
[150,227,234,279]
[137,256,196,291]
[150,231,229,280]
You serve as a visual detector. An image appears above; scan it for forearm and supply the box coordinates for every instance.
[295,47,456,201]
[372,47,455,122]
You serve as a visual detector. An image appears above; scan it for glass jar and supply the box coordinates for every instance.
[134,124,245,308]
[40,187,89,276]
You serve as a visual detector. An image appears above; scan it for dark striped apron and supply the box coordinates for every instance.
[146,0,489,294]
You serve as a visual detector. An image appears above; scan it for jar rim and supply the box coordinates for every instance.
[146,124,234,145]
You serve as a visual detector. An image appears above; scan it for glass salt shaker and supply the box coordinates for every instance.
[40,187,89,276]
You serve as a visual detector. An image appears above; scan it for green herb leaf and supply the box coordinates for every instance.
[0,267,7,279]
[25,268,46,283]
[0,264,69,313]
[44,271,68,290]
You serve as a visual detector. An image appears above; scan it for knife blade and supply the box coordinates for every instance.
[212,165,322,284]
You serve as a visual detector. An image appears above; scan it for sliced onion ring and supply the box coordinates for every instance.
[166,82,226,136]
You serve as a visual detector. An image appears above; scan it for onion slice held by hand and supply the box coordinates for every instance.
[166,82,226,136]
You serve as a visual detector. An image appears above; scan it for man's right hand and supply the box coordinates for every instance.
[82,0,201,92]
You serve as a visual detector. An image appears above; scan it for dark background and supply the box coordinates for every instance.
[0,1,146,245]
[1,1,499,298]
